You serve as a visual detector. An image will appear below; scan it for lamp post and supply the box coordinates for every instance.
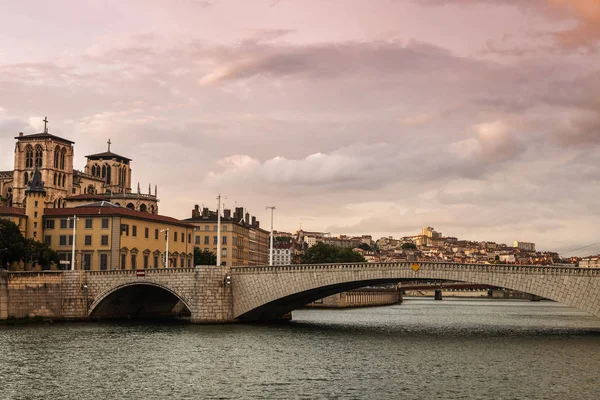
[217,193,222,267]
[266,206,276,266]
[68,215,79,270]
[160,228,169,268]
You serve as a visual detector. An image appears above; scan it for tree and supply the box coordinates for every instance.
[0,219,28,268]
[0,220,59,270]
[402,242,417,250]
[358,243,372,251]
[194,247,217,266]
[300,242,366,264]
[25,239,60,270]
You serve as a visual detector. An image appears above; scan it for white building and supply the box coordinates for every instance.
[273,247,292,265]
[514,241,536,252]
[579,256,600,268]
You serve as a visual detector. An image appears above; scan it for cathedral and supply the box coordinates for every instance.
[0,118,159,213]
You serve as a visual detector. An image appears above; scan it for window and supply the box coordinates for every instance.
[33,222,38,228]
[101,218,109,229]
[68,235,73,246]
[222,236,227,245]
[174,232,178,242]
[25,145,33,168]
[204,225,209,231]
[222,248,227,257]
[44,236,52,246]
[132,225,137,237]
[85,219,92,229]
[45,220,55,229]
[213,236,218,245]
[35,145,43,168]
[121,224,129,236]
[204,236,209,245]
[180,257,185,268]
[155,229,159,239]
[34,212,38,218]
[60,219,67,229]
[54,147,60,168]
[145,227,149,239]
[121,254,126,269]
[59,235,67,246]
[24,171,29,185]
[187,259,191,268]
[60,148,66,170]
[213,226,218,231]
[100,254,108,270]
[101,235,109,246]
[181,232,184,243]
[143,255,149,269]
[33,231,37,238]
[188,233,191,243]
[85,235,92,246]
[131,255,137,269]
[34,201,38,207]
[83,253,92,271]
[153,256,158,269]
[222,226,228,232]
[195,236,200,244]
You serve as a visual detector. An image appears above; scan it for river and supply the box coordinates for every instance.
[1,298,599,399]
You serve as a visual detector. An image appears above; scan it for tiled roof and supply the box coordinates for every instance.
[15,132,74,144]
[44,207,193,228]
[0,206,26,216]
[65,194,108,201]
[85,151,131,161]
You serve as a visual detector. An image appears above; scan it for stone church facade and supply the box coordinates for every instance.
[0,122,159,213]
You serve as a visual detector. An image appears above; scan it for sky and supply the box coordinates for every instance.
[1,0,599,256]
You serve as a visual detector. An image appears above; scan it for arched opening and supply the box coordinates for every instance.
[24,171,29,185]
[62,174,66,187]
[91,165,96,176]
[35,145,43,168]
[102,165,106,178]
[54,146,60,168]
[25,145,33,168]
[126,203,135,210]
[106,165,111,184]
[53,172,57,186]
[60,148,66,170]
[149,205,155,214]
[87,184,95,194]
[139,204,147,212]
[89,284,192,321]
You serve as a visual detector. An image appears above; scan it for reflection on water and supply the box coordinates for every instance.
[1,298,599,399]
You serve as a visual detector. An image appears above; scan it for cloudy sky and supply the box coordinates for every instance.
[1,0,599,255]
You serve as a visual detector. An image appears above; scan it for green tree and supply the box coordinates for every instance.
[25,239,60,270]
[300,242,366,264]
[402,242,417,250]
[358,243,372,251]
[194,247,217,266]
[0,219,28,268]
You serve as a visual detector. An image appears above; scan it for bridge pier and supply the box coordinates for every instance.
[434,289,443,300]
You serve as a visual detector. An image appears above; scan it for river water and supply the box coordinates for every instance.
[1,298,599,400]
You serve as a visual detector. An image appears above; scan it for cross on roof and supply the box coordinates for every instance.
[107,139,111,152]
[43,117,48,133]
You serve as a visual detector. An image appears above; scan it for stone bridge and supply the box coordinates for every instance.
[1,262,599,323]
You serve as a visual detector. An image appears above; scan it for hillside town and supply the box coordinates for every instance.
[271,226,595,267]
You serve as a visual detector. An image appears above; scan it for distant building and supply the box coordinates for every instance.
[514,241,535,252]
[273,244,292,266]
[579,255,600,268]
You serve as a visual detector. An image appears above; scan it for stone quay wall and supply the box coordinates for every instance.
[307,289,401,308]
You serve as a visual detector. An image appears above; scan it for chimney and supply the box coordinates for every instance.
[202,207,209,218]
[235,207,244,221]
[192,204,200,218]
[19,132,23,137]
[245,212,250,224]
[252,216,256,226]
[224,209,231,219]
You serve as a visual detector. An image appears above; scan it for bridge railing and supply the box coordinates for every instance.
[86,268,197,276]
[230,262,600,276]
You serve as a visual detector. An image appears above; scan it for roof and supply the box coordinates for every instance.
[0,206,27,217]
[25,168,46,194]
[75,201,120,208]
[85,151,131,162]
[65,194,108,201]
[15,132,74,145]
[44,206,194,228]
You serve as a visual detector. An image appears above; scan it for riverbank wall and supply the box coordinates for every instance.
[306,288,402,308]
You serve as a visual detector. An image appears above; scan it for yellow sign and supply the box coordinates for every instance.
[411,263,420,271]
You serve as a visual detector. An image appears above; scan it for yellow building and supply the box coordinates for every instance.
[184,206,269,267]
[0,206,27,236]
[44,202,195,270]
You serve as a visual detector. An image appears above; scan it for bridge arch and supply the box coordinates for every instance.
[231,263,600,322]
[89,282,192,320]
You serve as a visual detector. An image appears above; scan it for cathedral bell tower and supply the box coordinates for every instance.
[24,167,47,241]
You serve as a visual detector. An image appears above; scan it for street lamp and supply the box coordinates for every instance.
[266,206,276,266]
[67,215,79,270]
[160,228,169,268]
